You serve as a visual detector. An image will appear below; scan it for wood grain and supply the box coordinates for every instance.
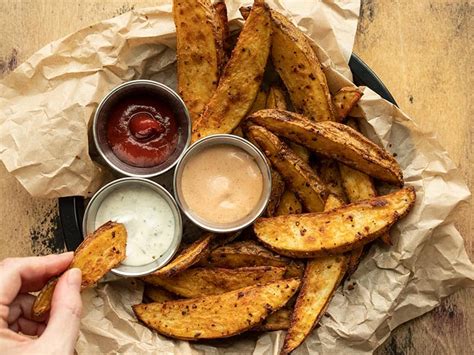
[0,0,472,353]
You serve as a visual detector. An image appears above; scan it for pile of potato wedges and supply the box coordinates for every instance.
[32,1,416,353]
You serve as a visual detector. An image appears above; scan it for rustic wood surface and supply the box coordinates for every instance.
[0,0,472,353]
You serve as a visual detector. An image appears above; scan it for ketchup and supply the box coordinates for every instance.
[106,93,179,168]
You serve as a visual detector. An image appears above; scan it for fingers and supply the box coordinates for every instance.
[7,293,47,324]
[9,317,46,337]
[39,268,82,353]
[0,252,73,305]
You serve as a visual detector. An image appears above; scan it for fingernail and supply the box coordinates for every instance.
[67,268,82,287]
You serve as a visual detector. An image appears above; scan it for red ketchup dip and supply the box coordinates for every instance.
[106,94,179,167]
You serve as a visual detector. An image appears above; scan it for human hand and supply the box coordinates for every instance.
[0,253,82,355]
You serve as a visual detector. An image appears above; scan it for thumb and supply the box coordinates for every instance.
[39,268,82,354]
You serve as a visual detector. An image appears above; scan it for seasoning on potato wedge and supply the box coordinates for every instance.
[152,233,214,278]
[173,0,222,121]
[32,221,127,318]
[270,9,336,122]
[198,240,304,278]
[142,266,287,298]
[246,124,328,212]
[256,307,292,331]
[276,190,303,216]
[266,169,285,217]
[133,278,301,340]
[248,109,404,185]
[332,86,363,121]
[254,187,416,257]
[191,0,271,141]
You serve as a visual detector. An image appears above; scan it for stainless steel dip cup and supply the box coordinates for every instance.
[83,177,182,277]
[173,134,272,233]
[93,80,191,178]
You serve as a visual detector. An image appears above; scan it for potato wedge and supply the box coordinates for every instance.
[142,266,287,298]
[133,278,301,340]
[314,158,347,202]
[249,88,268,115]
[246,125,328,212]
[198,240,304,278]
[340,118,391,246]
[282,194,346,353]
[266,169,285,217]
[266,85,287,110]
[270,9,335,121]
[213,0,230,62]
[247,109,404,185]
[283,255,347,353]
[254,187,416,257]
[174,0,222,121]
[276,190,303,216]
[152,233,213,278]
[332,86,363,121]
[32,222,127,318]
[191,0,271,141]
[144,285,177,303]
[257,307,292,331]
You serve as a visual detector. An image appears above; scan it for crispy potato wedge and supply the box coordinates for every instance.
[198,240,304,278]
[174,0,222,121]
[314,158,347,202]
[332,86,363,121]
[232,125,245,137]
[256,307,292,331]
[266,169,285,217]
[247,109,404,185]
[276,190,303,216]
[144,285,177,303]
[133,278,301,340]
[213,0,230,62]
[152,233,213,278]
[191,0,271,141]
[283,255,347,353]
[282,194,346,353]
[270,9,335,122]
[249,88,268,115]
[142,266,287,298]
[32,222,127,318]
[254,187,416,257]
[246,125,328,212]
[340,118,391,246]
[266,85,287,110]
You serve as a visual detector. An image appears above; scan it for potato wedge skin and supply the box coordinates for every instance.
[191,1,271,141]
[276,190,303,216]
[254,187,416,257]
[248,109,404,185]
[198,240,304,278]
[246,125,328,212]
[314,158,347,202]
[32,221,127,318]
[332,86,363,122]
[152,233,213,278]
[213,0,230,64]
[142,266,286,298]
[270,10,336,122]
[283,255,347,353]
[133,278,301,340]
[174,0,221,121]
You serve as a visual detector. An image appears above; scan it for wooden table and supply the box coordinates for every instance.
[0,1,472,353]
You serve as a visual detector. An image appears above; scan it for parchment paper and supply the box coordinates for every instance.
[0,1,472,354]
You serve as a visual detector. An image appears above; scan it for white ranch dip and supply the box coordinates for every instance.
[94,185,175,266]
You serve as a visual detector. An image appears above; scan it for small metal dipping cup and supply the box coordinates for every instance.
[83,177,182,277]
[173,134,272,233]
[93,80,191,178]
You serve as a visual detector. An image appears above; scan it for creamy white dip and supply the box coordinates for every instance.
[94,185,175,266]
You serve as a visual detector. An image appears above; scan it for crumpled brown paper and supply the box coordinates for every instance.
[1,0,472,354]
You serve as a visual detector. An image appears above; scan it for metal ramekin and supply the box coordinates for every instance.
[173,134,272,233]
[83,177,182,277]
[93,80,191,178]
